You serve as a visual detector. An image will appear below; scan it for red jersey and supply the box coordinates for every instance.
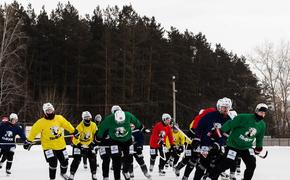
[190,107,216,129]
[149,121,174,148]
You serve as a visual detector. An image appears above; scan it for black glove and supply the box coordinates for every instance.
[178,146,184,154]
[254,147,263,155]
[191,138,200,150]
[74,143,83,149]
[89,140,97,149]
[73,130,80,139]
[170,145,177,154]
[211,142,221,154]
[23,140,33,150]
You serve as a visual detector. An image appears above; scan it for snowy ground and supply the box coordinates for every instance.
[0,145,288,180]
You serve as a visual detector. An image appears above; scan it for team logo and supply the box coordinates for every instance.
[50,126,59,136]
[115,127,128,137]
[4,131,13,137]
[245,127,257,137]
[213,123,222,129]
[159,131,165,138]
[83,132,91,141]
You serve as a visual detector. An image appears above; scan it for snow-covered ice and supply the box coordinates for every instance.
[0,145,288,179]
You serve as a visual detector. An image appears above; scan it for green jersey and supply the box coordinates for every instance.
[97,111,141,142]
[221,113,266,150]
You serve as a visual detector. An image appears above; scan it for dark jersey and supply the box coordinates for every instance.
[0,122,26,149]
[195,111,230,146]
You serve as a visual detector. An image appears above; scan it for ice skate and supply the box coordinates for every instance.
[159,169,166,176]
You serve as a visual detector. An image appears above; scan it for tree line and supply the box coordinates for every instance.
[1,2,270,135]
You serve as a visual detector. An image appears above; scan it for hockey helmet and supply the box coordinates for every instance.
[111,105,122,114]
[114,110,126,124]
[9,113,18,124]
[255,103,268,113]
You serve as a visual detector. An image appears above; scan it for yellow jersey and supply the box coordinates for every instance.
[166,130,185,149]
[72,121,97,147]
[27,115,75,150]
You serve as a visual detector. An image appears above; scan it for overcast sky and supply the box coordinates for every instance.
[3,0,290,56]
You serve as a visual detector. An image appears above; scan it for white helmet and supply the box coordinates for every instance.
[228,110,237,120]
[255,103,268,112]
[114,110,126,124]
[216,97,232,112]
[82,111,92,126]
[111,105,122,114]
[162,113,172,124]
[82,111,92,120]
[42,103,55,113]
[95,114,102,122]
[9,113,18,124]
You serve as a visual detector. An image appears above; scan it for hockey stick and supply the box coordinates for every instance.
[158,144,167,161]
[33,134,74,142]
[257,150,268,159]
[172,125,192,144]
[0,142,24,145]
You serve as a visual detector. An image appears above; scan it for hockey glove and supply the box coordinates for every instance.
[210,142,221,155]
[159,131,166,138]
[73,129,80,139]
[170,145,177,155]
[178,146,184,154]
[23,140,33,150]
[254,147,263,155]
[191,138,201,150]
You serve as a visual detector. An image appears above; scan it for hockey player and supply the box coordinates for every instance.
[97,106,144,180]
[23,102,78,180]
[174,107,216,178]
[128,123,151,179]
[204,103,268,180]
[68,111,98,180]
[98,106,121,180]
[82,114,102,170]
[192,97,232,180]
[170,123,185,167]
[0,113,26,175]
[149,113,175,176]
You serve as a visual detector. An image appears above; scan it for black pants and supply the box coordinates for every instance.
[99,146,111,178]
[70,146,97,175]
[193,148,223,180]
[0,148,15,171]
[43,148,69,180]
[175,144,199,178]
[111,139,132,180]
[208,146,256,180]
[149,146,167,170]
[129,146,149,175]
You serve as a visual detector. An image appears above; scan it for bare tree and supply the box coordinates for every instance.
[248,41,290,137]
[0,4,27,113]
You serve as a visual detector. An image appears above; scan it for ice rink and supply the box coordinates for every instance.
[0,145,288,180]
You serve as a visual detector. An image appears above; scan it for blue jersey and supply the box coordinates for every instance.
[195,111,230,147]
[0,122,26,149]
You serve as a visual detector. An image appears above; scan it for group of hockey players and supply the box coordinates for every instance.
[0,97,268,180]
